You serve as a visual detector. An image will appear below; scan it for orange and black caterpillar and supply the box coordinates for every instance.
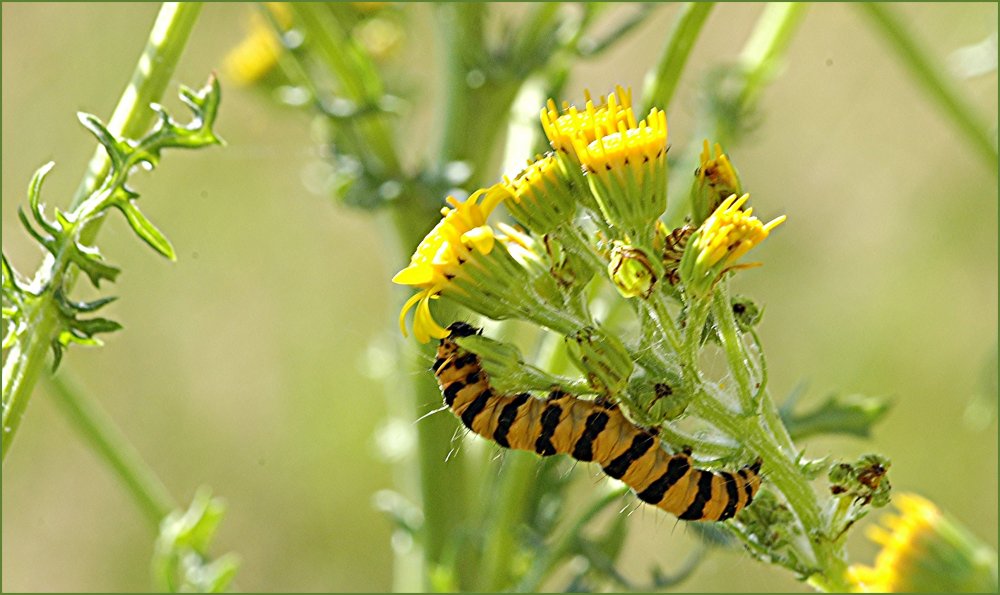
[434,322,762,522]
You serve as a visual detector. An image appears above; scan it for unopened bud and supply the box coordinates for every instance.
[565,327,634,397]
[608,242,660,299]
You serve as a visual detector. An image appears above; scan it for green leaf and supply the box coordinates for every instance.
[153,486,240,593]
[28,161,60,236]
[78,112,127,172]
[781,392,892,440]
[115,202,177,260]
[67,242,121,287]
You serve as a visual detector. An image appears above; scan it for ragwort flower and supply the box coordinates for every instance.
[392,188,504,343]
[848,493,998,592]
[679,193,785,296]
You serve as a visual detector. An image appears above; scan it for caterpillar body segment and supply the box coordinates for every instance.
[435,322,762,522]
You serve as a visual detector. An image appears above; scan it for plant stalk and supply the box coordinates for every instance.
[45,373,176,525]
[641,2,716,113]
[2,2,202,463]
[858,3,998,173]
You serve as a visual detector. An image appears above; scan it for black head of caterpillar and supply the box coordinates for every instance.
[434,322,762,522]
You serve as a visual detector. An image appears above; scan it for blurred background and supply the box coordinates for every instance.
[2,2,996,592]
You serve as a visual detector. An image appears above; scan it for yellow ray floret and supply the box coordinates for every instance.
[393,187,505,342]
[693,193,785,271]
[846,493,996,593]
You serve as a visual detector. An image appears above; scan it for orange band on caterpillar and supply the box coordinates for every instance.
[434,322,762,522]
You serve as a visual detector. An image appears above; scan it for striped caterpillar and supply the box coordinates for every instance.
[433,322,762,522]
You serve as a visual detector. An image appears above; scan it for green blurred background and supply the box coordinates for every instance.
[2,3,996,592]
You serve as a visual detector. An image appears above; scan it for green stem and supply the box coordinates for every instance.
[665,2,808,227]
[711,286,754,413]
[736,2,808,111]
[641,2,715,113]
[858,3,997,173]
[289,2,402,177]
[2,2,202,464]
[479,451,537,590]
[45,374,176,525]
[73,2,204,206]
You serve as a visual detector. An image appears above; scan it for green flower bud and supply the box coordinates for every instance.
[565,327,634,397]
[454,332,590,395]
[608,241,661,299]
[692,140,742,225]
[625,374,690,425]
[828,454,892,508]
[543,232,598,295]
[703,295,763,344]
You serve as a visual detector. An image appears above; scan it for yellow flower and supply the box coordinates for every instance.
[500,154,576,234]
[223,3,293,86]
[849,493,998,592]
[540,86,634,158]
[392,188,505,343]
[571,107,669,243]
[680,193,785,295]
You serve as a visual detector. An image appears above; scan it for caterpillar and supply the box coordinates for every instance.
[434,322,762,522]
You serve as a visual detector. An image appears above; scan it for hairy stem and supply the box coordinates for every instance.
[2,2,202,463]
[711,287,754,413]
[45,374,176,525]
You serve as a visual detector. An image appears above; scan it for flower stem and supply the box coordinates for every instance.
[73,2,204,206]
[2,2,203,464]
[858,2,998,173]
[641,2,716,113]
[44,373,176,526]
[479,450,537,590]
[711,286,754,413]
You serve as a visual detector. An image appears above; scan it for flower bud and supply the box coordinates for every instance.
[625,375,690,425]
[501,153,577,235]
[608,241,660,299]
[573,108,669,242]
[565,327,634,397]
[692,140,742,225]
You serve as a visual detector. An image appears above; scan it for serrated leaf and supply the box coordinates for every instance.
[781,392,892,440]
[68,242,121,287]
[115,202,176,260]
[64,295,118,314]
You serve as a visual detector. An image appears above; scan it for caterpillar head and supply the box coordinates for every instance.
[447,321,482,339]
